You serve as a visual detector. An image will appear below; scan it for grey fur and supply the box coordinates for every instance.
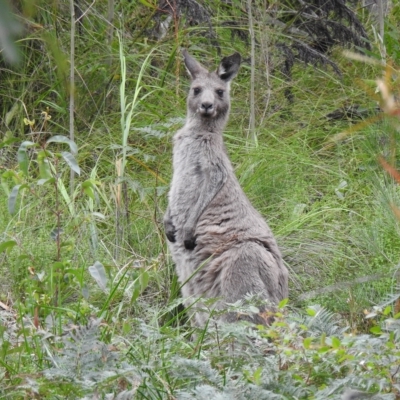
[164,50,289,326]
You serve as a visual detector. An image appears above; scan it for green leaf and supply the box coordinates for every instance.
[82,180,95,188]
[306,308,316,317]
[0,136,19,149]
[0,240,17,254]
[17,150,28,176]
[1,170,18,179]
[61,151,80,175]
[82,180,96,199]
[129,269,150,304]
[37,178,55,186]
[40,100,67,114]
[140,269,149,292]
[88,261,108,291]
[339,353,355,362]
[303,337,312,349]
[38,150,52,179]
[83,185,95,199]
[253,366,263,385]
[318,346,330,353]
[278,298,288,309]
[122,321,131,334]
[331,336,341,349]
[138,0,157,8]
[46,135,78,154]
[131,284,141,304]
[17,141,35,176]
[320,332,326,345]
[383,305,392,316]
[370,326,382,335]
[8,184,27,214]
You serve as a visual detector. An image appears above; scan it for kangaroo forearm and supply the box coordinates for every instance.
[180,163,226,249]
[164,206,176,242]
[186,163,226,228]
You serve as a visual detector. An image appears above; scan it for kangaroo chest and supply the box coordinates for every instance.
[169,132,222,221]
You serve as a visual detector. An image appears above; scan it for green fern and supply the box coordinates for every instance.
[43,318,138,390]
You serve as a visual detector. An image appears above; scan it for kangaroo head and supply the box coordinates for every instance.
[183,50,241,123]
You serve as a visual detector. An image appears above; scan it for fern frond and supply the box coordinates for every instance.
[43,318,137,389]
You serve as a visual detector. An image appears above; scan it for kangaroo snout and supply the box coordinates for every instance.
[200,102,214,115]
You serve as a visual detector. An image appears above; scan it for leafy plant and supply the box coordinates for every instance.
[1,1,400,399]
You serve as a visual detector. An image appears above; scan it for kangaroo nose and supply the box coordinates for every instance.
[201,102,213,112]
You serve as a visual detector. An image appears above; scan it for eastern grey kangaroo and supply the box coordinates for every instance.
[164,50,289,326]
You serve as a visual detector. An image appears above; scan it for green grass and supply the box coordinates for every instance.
[1,0,400,398]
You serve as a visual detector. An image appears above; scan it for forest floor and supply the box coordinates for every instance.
[1,1,400,398]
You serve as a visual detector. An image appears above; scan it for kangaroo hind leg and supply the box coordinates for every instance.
[218,241,285,324]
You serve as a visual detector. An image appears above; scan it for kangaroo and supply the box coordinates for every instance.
[164,50,289,326]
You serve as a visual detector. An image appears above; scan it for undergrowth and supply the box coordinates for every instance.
[1,0,400,398]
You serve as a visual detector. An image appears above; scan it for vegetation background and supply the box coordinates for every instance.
[0,0,400,398]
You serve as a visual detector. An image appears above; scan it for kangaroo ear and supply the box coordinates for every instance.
[182,49,208,79]
[217,53,241,82]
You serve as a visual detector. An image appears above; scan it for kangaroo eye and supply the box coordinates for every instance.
[216,89,224,97]
[193,88,201,95]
